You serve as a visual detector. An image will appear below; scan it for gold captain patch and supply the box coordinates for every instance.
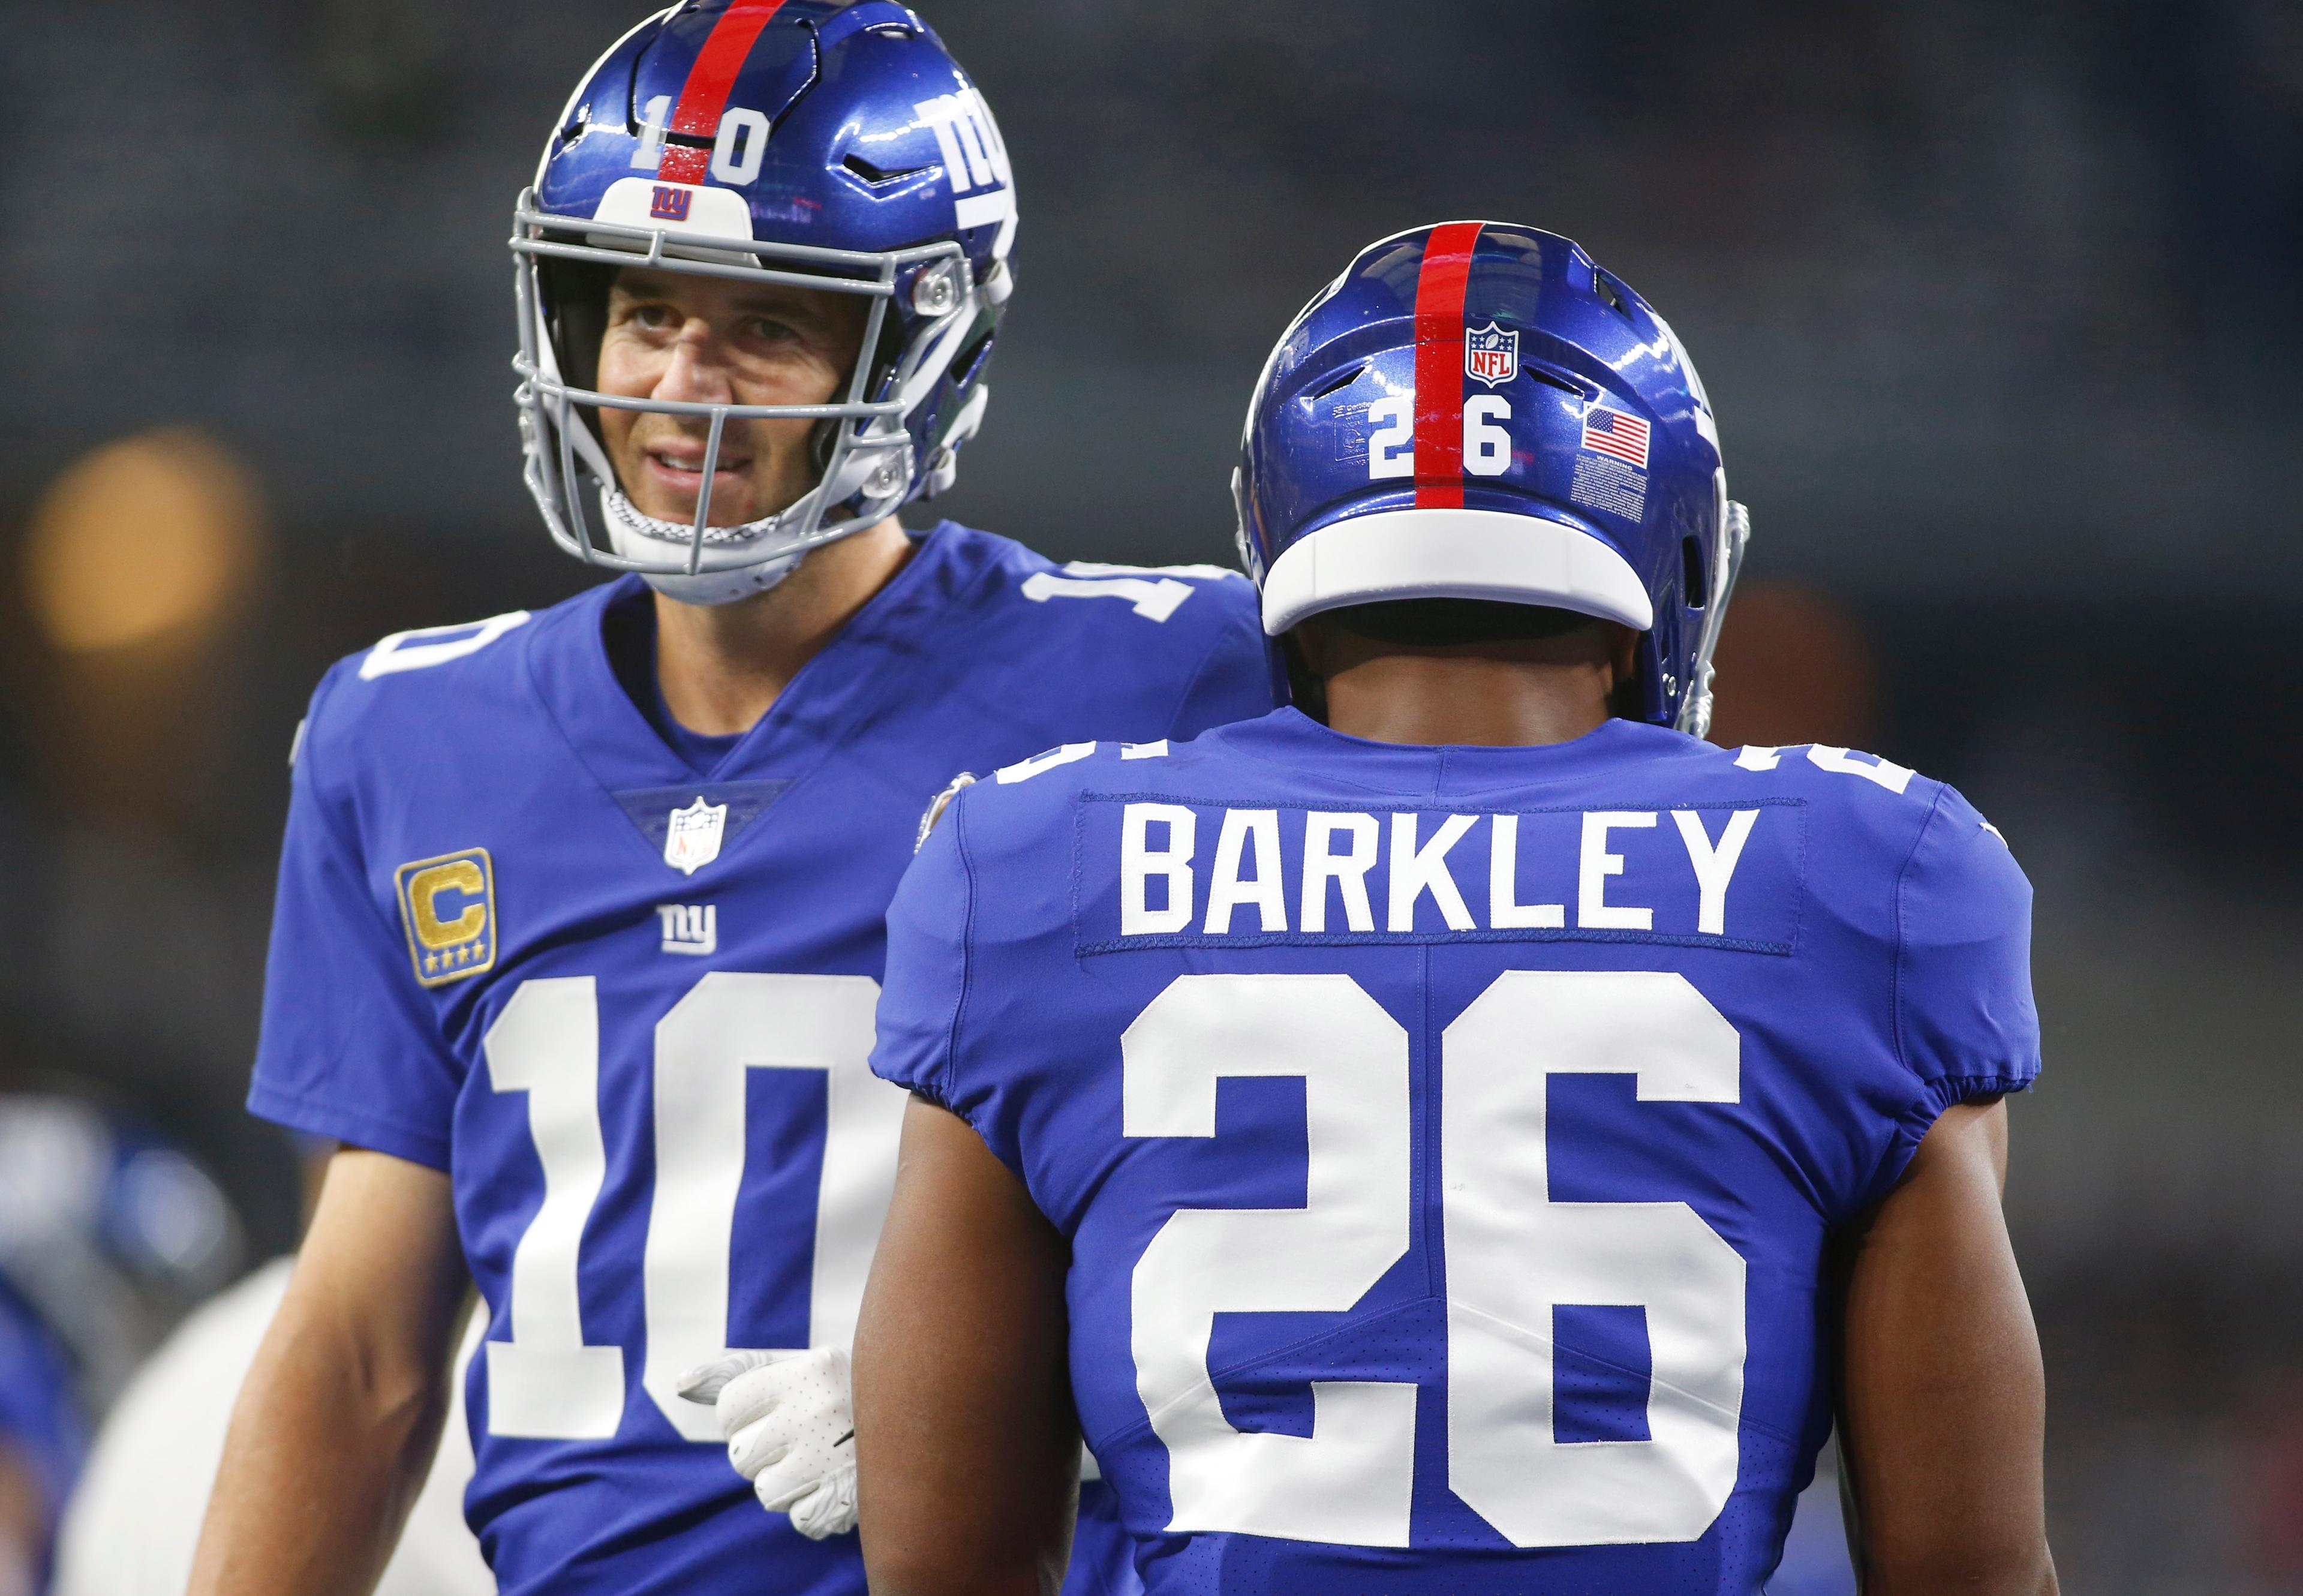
[395,849,497,987]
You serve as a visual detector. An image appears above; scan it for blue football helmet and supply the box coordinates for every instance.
[513,1,1016,603]
[1235,221,1752,737]
[0,1096,245,1403]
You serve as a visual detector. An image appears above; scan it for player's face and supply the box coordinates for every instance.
[595,267,871,528]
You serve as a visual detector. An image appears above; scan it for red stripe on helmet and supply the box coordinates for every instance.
[657,0,793,184]
[1412,221,1483,510]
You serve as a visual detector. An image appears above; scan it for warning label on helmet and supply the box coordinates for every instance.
[1570,453,1647,521]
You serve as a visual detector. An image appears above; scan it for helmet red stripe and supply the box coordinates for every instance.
[1412,221,1482,510]
[658,0,794,184]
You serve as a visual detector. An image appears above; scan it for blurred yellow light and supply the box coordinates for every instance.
[25,429,264,654]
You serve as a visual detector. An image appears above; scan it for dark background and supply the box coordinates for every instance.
[2,2,2299,1588]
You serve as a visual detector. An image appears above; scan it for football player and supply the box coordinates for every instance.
[190,7,1270,1596]
[856,223,2059,1594]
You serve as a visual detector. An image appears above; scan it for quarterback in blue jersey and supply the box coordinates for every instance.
[195,8,1271,1596]
[856,224,2058,1594]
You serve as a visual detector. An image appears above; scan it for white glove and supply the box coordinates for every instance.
[679,1347,858,1540]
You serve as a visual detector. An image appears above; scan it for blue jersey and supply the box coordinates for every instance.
[872,708,2042,1595]
[248,524,1271,1596]
[0,1274,86,1588]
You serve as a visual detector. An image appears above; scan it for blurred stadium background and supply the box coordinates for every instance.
[1,2,2298,1591]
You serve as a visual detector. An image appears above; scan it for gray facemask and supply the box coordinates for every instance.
[513,188,1005,606]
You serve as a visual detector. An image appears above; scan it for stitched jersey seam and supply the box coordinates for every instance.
[943,791,982,1107]
[245,1080,453,1170]
[1158,593,1252,740]
[1078,790,1807,818]
[1889,785,1953,1081]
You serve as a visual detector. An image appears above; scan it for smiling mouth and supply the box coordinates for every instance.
[647,449,753,480]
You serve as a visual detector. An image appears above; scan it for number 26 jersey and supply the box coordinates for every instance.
[248,523,1274,1596]
[871,707,2042,1595]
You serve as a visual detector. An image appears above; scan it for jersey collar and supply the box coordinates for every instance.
[525,521,971,802]
[1212,707,1685,799]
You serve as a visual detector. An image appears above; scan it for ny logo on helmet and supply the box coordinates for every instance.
[1465,322,1519,389]
[648,185,693,223]
[913,89,1014,232]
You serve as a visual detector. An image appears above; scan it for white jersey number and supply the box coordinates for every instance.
[1125,969,1745,1548]
[1126,975,1417,1544]
[1364,395,1516,481]
[482,973,898,1442]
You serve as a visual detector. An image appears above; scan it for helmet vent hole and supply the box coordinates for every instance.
[951,329,996,387]
[1523,366,1586,398]
[1682,535,1707,608]
[1594,271,1631,317]
[843,154,928,185]
[1307,364,1366,402]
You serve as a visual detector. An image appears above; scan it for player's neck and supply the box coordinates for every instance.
[1315,629,1625,748]
[651,516,913,737]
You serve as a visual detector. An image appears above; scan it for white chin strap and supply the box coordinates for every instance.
[600,486,808,606]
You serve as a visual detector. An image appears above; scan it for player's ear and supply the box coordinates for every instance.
[1286,620,1327,678]
[1609,622,1640,679]
[1280,622,1330,723]
[1606,623,1643,719]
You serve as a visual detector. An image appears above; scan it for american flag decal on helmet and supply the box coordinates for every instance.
[1582,407,1652,470]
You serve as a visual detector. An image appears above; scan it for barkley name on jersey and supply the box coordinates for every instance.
[871,707,2040,1595]
[247,522,1272,1596]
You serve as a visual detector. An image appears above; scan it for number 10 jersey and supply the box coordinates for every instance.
[871,707,2043,1594]
[248,523,1274,1596]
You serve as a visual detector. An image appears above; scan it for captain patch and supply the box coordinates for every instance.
[395,849,497,987]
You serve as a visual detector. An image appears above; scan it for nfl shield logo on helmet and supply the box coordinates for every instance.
[1465,322,1519,389]
[664,796,729,876]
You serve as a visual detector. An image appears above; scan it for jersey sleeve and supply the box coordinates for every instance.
[1880,782,2042,1176]
[245,669,463,1170]
[871,784,1056,1180]
[1162,581,1282,740]
[869,786,977,1119]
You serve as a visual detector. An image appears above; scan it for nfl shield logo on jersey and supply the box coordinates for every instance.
[1465,321,1519,388]
[663,796,728,876]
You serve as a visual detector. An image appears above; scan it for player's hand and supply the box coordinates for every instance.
[678,1347,858,1540]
